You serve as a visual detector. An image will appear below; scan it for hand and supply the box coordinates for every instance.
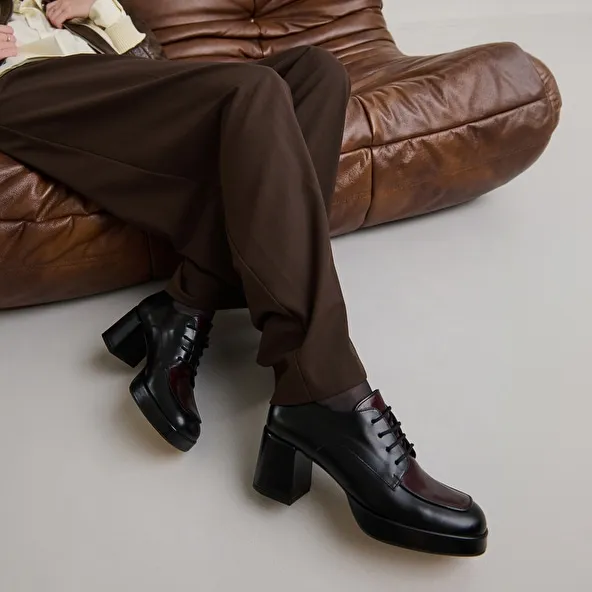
[45,0,97,29]
[0,25,17,60]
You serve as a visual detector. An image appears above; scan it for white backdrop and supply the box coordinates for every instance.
[384,0,592,24]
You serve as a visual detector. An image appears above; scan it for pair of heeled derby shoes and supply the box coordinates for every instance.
[102,291,488,556]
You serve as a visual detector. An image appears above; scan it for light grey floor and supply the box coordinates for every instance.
[1,3,591,592]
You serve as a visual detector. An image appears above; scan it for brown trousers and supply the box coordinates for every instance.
[0,46,367,405]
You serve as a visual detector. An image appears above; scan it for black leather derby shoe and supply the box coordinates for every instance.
[102,291,211,451]
[253,390,487,556]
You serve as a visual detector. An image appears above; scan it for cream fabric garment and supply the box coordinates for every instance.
[0,0,146,77]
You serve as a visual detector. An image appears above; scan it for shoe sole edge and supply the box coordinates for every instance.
[347,495,488,556]
[257,429,487,556]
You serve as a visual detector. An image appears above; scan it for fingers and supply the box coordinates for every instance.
[46,1,69,29]
[46,0,94,29]
[0,40,18,60]
[0,25,17,59]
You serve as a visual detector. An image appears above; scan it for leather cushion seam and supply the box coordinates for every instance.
[354,96,546,150]
[372,138,549,194]
[350,43,519,93]
[0,253,145,271]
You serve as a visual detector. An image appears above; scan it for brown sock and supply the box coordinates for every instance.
[317,381,373,412]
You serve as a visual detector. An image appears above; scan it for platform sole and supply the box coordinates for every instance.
[253,428,488,556]
[348,496,487,556]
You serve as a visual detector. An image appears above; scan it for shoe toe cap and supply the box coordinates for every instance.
[400,458,487,537]
[188,417,202,439]
[456,497,487,537]
[180,414,201,438]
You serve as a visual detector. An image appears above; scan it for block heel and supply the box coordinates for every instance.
[253,428,312,505]
[102,308,146,368]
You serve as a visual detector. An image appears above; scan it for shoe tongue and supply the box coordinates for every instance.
[355,390,387,412]
[172,302,214,330]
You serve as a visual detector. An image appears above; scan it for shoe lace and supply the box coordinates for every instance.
[177,321,211,386]
[371,404,415,467]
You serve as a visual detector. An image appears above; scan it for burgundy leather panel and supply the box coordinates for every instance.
[168,363,199,417]
[402,458,472,511]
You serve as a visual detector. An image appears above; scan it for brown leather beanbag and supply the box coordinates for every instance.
[0,0,561,309]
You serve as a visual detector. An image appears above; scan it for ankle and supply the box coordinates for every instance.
[317,381,373,412]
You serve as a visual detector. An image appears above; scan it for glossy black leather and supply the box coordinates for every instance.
[267,391,486,539]
[134,291,211,444]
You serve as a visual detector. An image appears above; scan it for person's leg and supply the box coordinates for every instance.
[0,55,249,448]
[243,47,487,555]
[256,46,351,213]
[191,53,366,405]
[163,47,372,408]
[0,53,365,406]
[167,46,352,308]
[0,55,244,310]
[114,49,368,406]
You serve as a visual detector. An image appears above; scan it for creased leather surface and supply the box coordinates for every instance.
[0,0,562,308]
